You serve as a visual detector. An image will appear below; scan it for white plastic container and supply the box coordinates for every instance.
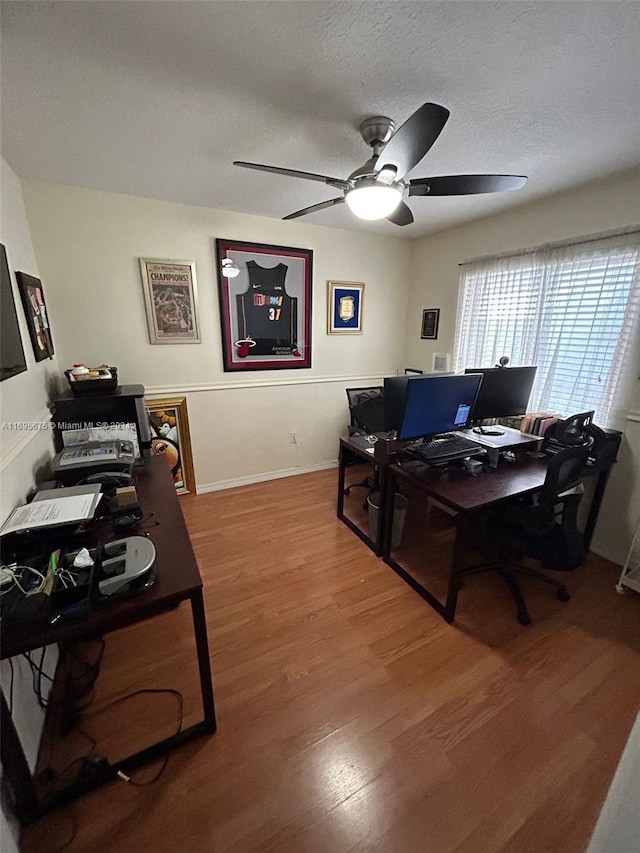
[70,363,90,381]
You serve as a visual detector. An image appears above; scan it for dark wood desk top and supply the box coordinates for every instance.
[390,455,549,514]
[1,457,201,659]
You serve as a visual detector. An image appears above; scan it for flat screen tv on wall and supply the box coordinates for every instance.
[1,243,28,382]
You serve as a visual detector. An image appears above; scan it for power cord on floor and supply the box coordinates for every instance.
[82,687,183,787]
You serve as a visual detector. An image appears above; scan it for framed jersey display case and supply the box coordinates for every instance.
[215,239,313,371]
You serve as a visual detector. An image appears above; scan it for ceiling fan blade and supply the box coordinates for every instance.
[386,201,414,227]
[233,161,349,190]
[374,103,450,180]
[283,197,345,221]
[409,174,528,196]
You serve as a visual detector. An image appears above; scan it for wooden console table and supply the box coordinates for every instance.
[1,456,216,824]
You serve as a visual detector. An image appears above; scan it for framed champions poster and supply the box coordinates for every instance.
[140,258,200,344]
[215,239,313,371]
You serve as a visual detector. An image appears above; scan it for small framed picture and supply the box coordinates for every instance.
[140,258,200,344]
[15,271,54,361]
[421,308,440,340]
[432,352,450,373]
[145,396,196,494]
[327,281,364,334]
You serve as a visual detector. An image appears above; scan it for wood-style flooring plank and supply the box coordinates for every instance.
[20,468,640,853]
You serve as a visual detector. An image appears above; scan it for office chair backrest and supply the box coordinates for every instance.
[525,447,589,570]
[346,386,385,434]
[538,447,589,508]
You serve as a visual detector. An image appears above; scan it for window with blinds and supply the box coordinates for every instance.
[453,233,640,426]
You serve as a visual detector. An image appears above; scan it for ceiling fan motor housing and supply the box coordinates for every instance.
[359,116,396,150]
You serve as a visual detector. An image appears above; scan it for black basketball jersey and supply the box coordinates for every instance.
[236,261,298,356]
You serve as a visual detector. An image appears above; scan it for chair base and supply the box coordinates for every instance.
[460,560,571,625]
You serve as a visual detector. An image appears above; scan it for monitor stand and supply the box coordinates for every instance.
[472,425,505,436]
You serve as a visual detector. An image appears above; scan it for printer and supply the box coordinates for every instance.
[52,439,136,486]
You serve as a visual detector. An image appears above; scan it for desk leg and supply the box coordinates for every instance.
[191,590,217,732]
[444,519,467,623]
[584,469,610,551]
[337,442,347,519]
[1,689,39,824]
[337,442,381,554]
[379,463,395,559]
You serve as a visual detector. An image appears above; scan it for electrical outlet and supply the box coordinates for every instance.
[289,431,298,444]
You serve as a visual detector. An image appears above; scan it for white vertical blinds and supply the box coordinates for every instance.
[453,233,640,426]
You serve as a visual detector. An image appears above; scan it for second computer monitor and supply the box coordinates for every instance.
[398,374,483,442]
[464,366,537,421]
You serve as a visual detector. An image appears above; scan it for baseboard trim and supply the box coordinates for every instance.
[590,538,623,568]
[196,460,338,494]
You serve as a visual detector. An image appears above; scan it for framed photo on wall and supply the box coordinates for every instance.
[139,258,200,344]
[215,238,313,371]
[145,396,196,494]
[15,271,54,361]
[421,308,440,340]
[327,281,364,334]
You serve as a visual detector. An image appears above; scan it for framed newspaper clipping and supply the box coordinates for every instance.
[140,258,200,344]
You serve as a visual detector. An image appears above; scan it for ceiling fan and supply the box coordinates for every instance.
[234,102,527,226]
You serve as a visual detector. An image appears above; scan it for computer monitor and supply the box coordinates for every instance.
[384,373,456,432]
[464,366,537,432]
[384,375,412,432]
[398,374,483,442]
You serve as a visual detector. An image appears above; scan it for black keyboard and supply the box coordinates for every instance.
[408,434,485,464]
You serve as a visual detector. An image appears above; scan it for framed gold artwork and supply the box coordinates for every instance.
[145,396,196,494]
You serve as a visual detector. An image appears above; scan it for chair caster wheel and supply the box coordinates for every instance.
[615,584,626,595]
[556,589,571,602]
[517,611,532,626]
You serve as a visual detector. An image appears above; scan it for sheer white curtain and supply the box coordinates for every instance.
[453,232,640,426]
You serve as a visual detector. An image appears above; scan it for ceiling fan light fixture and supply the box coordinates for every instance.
[345,180,403,220]
[221,258,240,278]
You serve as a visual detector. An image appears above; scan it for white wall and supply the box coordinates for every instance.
[0,160,61,519]
[587,711,640,853]
[21,180,412,489]
[406,166,640,563]
[0,157,60,853]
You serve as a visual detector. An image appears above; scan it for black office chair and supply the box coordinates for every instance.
[460,447,589,625]
[344,386,385,500]
[346,386,385,435]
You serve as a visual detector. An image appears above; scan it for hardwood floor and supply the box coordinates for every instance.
[20,467,640,853]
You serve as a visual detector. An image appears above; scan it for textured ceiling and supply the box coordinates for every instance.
[2,1,639,238]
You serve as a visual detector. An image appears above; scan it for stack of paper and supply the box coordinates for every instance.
[0,485,102,536]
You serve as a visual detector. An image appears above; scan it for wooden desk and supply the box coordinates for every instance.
[380,455,550,622]
[339,433,617,622]
[337,433,544,554]
[0,457,216,824]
